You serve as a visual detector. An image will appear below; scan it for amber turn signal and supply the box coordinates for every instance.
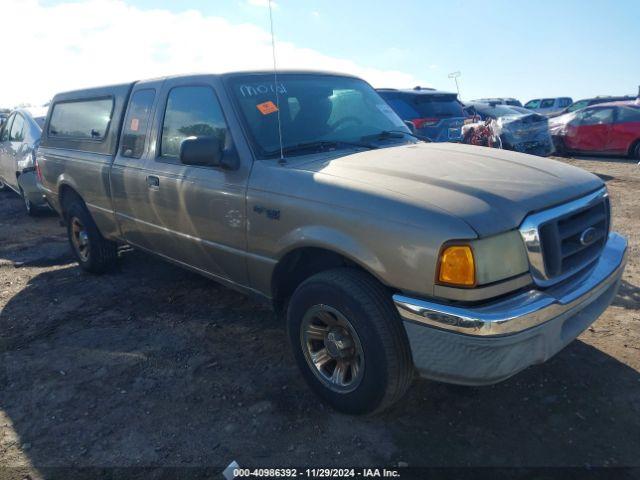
[438,245,475,287]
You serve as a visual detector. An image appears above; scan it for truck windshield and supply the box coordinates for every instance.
[227,74,412,158]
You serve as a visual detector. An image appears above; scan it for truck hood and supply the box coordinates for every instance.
[293,142,603,236]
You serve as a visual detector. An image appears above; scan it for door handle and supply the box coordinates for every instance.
[147,175,160,189]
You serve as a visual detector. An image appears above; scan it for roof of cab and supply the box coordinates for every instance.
[50,82,135,103]
[51,70,363,99]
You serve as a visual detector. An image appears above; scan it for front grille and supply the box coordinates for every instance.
[539,197,609,278]
[519,188,610,286]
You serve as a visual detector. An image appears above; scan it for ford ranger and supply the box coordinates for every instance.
[37,71,627,414]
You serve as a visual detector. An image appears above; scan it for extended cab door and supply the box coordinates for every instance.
[124,76,252,286]
[111,81,163,249]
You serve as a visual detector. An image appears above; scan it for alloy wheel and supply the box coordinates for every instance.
[300,304,365,393]
[70,217,91,262]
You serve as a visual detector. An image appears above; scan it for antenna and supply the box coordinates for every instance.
[448,71,461,97]
[268,0,285,163]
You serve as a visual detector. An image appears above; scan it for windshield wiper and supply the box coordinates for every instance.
[265,140,378,158]
[362,130,432,143]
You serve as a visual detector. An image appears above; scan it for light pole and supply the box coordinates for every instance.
[448,71,461,97]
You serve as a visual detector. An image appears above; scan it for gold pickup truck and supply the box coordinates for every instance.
[37,71,627,414]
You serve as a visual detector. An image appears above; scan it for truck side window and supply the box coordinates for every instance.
[121,89,155,158]
[160,86,228,158]
[49,98,113,140]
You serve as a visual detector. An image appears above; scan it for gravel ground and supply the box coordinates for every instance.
[0,156,639,478]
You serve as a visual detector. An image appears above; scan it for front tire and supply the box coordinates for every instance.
[287,268,414,414]
[66,200,117,273]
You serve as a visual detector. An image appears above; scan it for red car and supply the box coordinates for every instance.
[549,100,640,159]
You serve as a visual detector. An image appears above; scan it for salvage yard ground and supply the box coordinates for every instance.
[0,156,639,477]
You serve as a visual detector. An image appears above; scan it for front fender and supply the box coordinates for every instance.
[275,224,387,282]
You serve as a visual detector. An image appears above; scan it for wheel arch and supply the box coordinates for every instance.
[628,138,640,158]
[58,181,85,221]
[270,242,391,313]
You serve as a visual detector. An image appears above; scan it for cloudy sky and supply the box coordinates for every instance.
[1,0,638,107]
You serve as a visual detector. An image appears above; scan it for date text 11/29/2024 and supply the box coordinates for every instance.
[231,468,401,478]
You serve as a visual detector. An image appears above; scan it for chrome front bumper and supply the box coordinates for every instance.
[394,232,627,385]
[394,232,627,337]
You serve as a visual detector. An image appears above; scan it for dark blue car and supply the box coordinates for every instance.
[377,87,468,142]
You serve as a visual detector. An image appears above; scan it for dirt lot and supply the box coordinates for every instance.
[0,156,639,478]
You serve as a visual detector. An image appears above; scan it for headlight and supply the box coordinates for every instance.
[438,245,475,287]
[437,231,529,287]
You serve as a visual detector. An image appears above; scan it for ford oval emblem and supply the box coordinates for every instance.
[579,227,598,246]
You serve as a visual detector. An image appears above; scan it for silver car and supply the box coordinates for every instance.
[0,107,49,214]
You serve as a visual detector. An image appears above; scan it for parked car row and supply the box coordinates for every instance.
[374,89,559,156]
[406,91,640,160]
[372,87,640,160]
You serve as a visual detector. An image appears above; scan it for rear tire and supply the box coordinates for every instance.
[287,268,414,414]
[65,200,117,273]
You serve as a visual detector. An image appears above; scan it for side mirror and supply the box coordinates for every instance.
[404,120,416,134]
[180,136,223,167]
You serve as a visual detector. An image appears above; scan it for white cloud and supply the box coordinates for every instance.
[0,0,421,107]
[311,10,320,17]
